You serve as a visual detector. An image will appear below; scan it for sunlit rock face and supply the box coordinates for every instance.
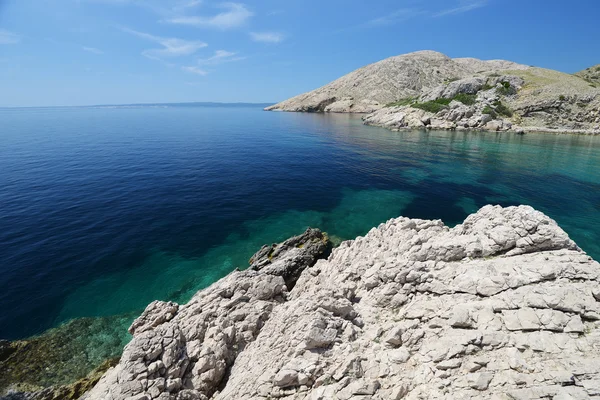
[86,205,600,400]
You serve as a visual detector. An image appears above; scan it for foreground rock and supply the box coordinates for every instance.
[85,205,600,399]
[85,228,331,400]
[267,50,600,134]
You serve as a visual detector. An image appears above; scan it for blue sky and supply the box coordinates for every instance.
[1,0,599,107]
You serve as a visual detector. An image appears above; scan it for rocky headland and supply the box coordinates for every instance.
[266,51,600,135]
[9,205,596,399]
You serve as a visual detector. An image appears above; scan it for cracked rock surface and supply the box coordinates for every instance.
[86,206,600,400]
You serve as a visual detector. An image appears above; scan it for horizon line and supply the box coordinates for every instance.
[0,101,276,110]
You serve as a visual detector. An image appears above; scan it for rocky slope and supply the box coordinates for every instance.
[576,65,600,84]
[79,205,600,400]
[267,51,600,134]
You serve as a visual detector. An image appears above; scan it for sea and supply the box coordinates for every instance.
[1,103,599,386]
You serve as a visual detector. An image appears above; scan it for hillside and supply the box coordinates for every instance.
[267,51,600,134]
[265,51,528,113]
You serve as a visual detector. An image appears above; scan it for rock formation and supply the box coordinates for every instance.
[265,51,528,114]
[266,51,600,134]
[83,206,600,399]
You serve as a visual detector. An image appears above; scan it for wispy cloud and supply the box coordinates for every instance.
[123,28,207,60]
[250,31,284,44]
[166,2,253,29]
[434,0,488,17]
[354,0,488,30]
[367,8,424,26]
[81,0,202,17]
[182,50,244,76]
[174,0,203,11]
[0,30,20,45]
[197,49,245,65]
[182,66,208,75]
[83,46,104,54]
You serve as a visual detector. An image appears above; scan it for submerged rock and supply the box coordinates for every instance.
[2,358,118,400]
[0,315,132,398]
[84,205,600,399]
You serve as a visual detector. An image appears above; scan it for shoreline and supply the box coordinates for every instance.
[267,108,600,136]
[368,122,600,136]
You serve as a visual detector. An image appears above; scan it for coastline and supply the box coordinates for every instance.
[368,122,600,136]
[266,108,600,136]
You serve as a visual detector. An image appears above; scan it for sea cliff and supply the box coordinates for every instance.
[36,205,600,399]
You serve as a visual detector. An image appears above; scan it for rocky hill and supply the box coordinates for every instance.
[27,205,597,400]
[267,51,600,134]
[265,51,528,113]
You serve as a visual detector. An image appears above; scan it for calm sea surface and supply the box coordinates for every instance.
[1,104,599,362]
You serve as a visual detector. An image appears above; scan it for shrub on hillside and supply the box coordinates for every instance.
[411,98,451,113]
[453,93,477,105]
[386,97,415,107]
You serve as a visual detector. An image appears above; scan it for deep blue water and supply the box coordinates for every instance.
[1,105,600,344]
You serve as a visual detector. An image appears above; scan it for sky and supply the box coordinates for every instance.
[0,0,599,107]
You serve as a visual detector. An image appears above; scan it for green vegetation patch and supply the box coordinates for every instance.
[386,97,416,107]
[410,93,478,113]
[411,98,452,113]
[496,81,515,96]
[494,101,513,117]
[482,105,497,118]
[483,100,513,118]
[453,93,477,105]
[559,95,566,101]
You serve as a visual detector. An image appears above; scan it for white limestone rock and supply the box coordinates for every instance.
[87,206,600,400]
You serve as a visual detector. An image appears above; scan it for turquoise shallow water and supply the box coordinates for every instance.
[1,105,600,381]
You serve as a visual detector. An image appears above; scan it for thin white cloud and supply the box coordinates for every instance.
[81,0,203,18]
[367,8,424,26]
[182,66,208,75]
[350,0,488,31]
[250,32,284,44]
[197,50,245,65]
[0,29,20,45]
[123,28,207,59]
[166,2,253,29]
[83,46,104,54]
[434,0,488,17]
